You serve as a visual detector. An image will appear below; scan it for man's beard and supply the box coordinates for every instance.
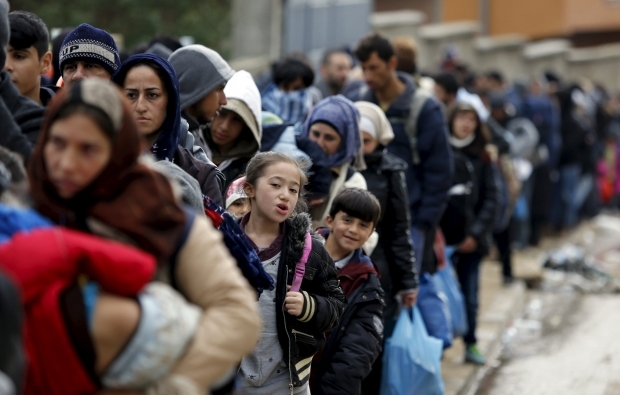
[327,78,344,94]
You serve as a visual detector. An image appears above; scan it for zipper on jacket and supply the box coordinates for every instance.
[282,268,294,395]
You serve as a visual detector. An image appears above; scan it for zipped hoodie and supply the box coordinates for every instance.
[205,70,262,193]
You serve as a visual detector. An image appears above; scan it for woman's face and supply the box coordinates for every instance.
[309,122,342,156]
[452,111,478,140]
[44,113,113,199]
[362,131,378,154]
[210,108,245,152]
[123,65,168,144]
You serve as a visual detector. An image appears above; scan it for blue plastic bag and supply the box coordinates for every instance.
[432,247,469,338]
[417,273,453,349]
[380,307,445,395]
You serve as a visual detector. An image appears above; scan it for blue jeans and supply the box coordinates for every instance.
[551,164,581,228]
[453,251,482,345]
[410,227,425,274]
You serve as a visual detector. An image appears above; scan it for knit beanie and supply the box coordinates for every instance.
[59,23,120,76]
[0,0,9,69]
[168,45,235,110]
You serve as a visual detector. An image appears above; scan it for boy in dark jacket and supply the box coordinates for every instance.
[6,11,55,106]
[311,188,385,395]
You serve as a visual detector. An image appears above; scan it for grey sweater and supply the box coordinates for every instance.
[236,252,309,395]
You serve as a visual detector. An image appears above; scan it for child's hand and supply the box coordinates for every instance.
[285,285,305,316]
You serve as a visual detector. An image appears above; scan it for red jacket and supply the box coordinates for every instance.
[0,228,155,395]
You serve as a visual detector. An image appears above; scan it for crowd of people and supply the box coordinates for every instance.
[1,2,619,394]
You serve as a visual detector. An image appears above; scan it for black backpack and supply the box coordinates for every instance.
[440,150,475,246]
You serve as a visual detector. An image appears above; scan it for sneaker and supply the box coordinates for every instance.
[465,344,486,365]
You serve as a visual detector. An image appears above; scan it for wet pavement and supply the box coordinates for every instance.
[476,214,620,395]
[478,294,620,395]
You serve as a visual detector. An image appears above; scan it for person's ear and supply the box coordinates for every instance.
[243,183,255,199]
[325,214,334,231]
[40,51,52,75]
[388,55,398,72]
[320,64,329,78]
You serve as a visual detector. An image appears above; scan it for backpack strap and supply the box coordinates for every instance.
[357,84,369,100]
[290,232,312,292]
[403,89,433,165]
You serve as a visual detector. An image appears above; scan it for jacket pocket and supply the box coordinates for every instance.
[292,329,317,345]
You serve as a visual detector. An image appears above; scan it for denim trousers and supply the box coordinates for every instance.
[453,250,483,345]
[551,164,581,228]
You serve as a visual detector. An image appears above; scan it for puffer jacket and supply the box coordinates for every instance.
[0,227,156,395]
[275,213,346,389]
[361,150,417,319]
[310,247,384,395]
[84,210,261,394]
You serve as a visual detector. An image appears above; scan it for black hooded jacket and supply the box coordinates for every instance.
[274,213,346,389]
[362,150,418,316]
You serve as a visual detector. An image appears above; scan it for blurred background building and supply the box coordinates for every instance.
[377,0,620,46]
[230,0,620,90]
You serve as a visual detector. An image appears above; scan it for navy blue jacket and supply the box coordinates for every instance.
[310,244,384,395]
[346,73,452,231]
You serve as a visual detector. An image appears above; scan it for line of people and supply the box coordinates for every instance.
[1,3,615,395]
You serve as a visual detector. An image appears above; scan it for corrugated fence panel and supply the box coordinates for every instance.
[283,0,372,55]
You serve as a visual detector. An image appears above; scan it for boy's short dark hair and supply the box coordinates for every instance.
[329,188,381,227]
[433,72,460,95]
[485,70,504,85]
[354,33,394,63]
[272,55,315,89]
[8,11,49,58]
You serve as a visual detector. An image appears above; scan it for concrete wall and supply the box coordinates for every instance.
[227,3,620,92]
[368,12,620,91]
[475,35,527,80]
[418,21,480,70]
[522,39,571,77]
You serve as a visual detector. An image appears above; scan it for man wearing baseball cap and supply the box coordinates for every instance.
[59,23,120,87]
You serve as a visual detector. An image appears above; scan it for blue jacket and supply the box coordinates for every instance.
[311,232,384,395]
[0,204,52,243]
[522,94,562,168]
[346,73,453,230]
